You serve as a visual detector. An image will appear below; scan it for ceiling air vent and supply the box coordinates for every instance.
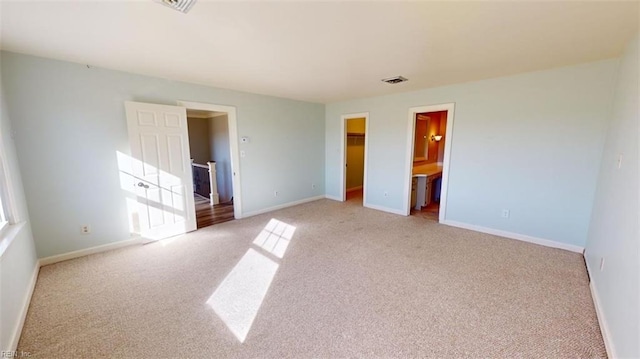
[381,76,408,84]
[153,0,197,13]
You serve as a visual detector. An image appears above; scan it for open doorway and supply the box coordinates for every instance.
[341,113,369,204]
[179,101,242,229]
[405,104,455,222]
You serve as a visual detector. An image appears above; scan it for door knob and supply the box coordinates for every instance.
[137,182,150,189]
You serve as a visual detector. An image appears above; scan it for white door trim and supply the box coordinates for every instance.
[177,100,243,219]
[404,103,455,221]
[340,112,369,203]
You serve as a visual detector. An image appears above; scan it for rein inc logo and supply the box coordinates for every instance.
[1,351,31,358]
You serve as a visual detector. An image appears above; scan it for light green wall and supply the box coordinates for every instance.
[0,81,38,352]
[1,51,325,258]
[186,117,211,164]
[585,35,639,358]
[326,59,619,247]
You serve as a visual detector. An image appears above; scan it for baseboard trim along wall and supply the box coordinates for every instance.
[9,262,39,352]
[38,237,143,267]
[441,220,584,253]
[324,194,342,201]
[346,186,363,192]
[39,195,327,265]
[585,260,616,359]
[363,202,407,216]
[241,195,326,219]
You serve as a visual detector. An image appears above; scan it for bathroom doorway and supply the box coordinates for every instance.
[404,104,455,222]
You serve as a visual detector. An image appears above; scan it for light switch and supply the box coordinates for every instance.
[240,150,246,158]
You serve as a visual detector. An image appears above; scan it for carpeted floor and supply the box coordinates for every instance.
[18,199,606,358]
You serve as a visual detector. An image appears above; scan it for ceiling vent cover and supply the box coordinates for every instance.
[154,0,197,13]
[381,76,408,84]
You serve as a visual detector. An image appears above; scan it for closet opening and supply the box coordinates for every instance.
[341,113,369,205]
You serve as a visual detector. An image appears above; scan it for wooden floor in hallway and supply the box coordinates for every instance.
[411,201,440,221]
[194,194,235,229]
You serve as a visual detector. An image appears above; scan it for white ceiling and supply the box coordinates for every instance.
[1,1,638,103]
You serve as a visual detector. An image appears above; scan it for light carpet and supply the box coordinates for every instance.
[18,199,605,358]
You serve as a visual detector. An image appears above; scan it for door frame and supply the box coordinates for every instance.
[404,103,455,221]
[340,112,369,203]
[177,100,243,219]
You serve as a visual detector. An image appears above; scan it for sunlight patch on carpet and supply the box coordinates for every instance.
[207,249,278,342]
[207,219,296,342]
[252,218,296,258]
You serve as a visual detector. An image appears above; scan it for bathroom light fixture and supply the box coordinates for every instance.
[153,0,197,13]
[431,135,443,142]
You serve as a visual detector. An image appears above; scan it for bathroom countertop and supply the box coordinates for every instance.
[412,163,443,177]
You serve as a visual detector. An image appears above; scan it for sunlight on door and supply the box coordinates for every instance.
[117,151,190,241]
[124,101,197,241]
[207,219,297,343]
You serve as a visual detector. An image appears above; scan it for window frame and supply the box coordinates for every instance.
[0,139,16,234]
[0,198,8,232]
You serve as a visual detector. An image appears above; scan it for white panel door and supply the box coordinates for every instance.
[125,101,197,241]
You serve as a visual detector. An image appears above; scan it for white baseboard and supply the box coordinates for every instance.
[585,260,616,359]
[346,186,363,192]
[440,220,584,253]
[8,261,39,351]
[324,194,342,201]
[38,237,143,266]
[241,195,326,218]
[363,202,407,216]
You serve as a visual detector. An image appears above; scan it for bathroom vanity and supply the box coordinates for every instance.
[411,163,443,210]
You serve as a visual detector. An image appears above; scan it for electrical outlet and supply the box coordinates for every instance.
[600,257,605,271]
[274,191,279,197]
[501,209,510,219]
[81,225,91,234]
